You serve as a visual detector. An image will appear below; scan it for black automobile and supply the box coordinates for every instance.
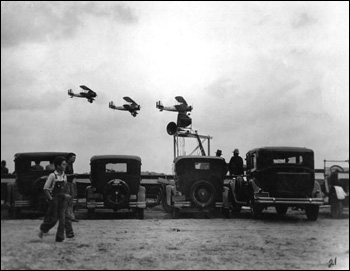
[86,155,146,219]
[163,156,228,218]
[7,152,71,217]
[228,147,323,221]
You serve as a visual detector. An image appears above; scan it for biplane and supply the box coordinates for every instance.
[156,96,193,133]
[68,85,97,103]
[156,96,193,113]
[109,97,141,117]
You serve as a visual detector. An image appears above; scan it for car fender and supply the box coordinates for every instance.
[249,178,261,194]
[137,186,146,202]
[312,181,322,198]
[222,186,229,208]
[333,186,347,200]
[165,184,176,206]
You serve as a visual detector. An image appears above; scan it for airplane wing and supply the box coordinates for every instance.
[80,85,93,92]
[175,96,187,105]
[123,96,137,105]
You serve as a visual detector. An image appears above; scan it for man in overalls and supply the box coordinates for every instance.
[38,156,74,242]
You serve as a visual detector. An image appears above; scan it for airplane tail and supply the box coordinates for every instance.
[109,101,115,109]
[68,89,73,97]
[156,101,164,111]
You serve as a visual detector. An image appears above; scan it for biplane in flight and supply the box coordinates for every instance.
[156,96,193,113]
[156,96,193,133]
[68,85,97,103]
[109,97,141,117]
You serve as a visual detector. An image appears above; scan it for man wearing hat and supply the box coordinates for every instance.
[229,148,244,176]
[215,149,223,157]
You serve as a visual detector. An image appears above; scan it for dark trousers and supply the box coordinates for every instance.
[65,182,77,220]
[40,194,73,240]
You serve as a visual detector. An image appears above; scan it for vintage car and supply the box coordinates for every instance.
[86,155,146,219]
[228,147,324,220]
[322,160,349,219]
[163,156,228,218]
[7,152,71,217]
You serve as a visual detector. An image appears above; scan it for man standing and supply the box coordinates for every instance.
[229,149,244,176]
[215,149,223,157]
[31,160,44,171]
[1,160,9,174]
[65,153,78,222]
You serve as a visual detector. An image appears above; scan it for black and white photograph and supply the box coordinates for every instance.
[1,1,349,270]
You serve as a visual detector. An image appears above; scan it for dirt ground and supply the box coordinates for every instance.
[1,206,349,270]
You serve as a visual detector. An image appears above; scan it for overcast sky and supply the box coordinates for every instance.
[1,1,349,174]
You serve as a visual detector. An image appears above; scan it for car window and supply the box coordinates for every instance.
[194,162,210,170]
[272,155,303,165]
[105,163,127,173]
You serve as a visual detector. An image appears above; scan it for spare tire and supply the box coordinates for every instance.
[190,180,216,208]
[104,179,130,207]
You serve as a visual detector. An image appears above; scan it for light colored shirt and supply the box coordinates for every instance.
[43,170,67,193]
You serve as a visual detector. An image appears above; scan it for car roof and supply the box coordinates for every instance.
[174,155,226,164]
[247,147,313,154]
[14,152,71,160]
[90,155,141,162]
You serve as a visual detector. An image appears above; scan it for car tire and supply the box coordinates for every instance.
[275,205,288,215]
[88,208,96,219]
[172,207,180,219]
[330,194,343,219]
[104,180,130,207]
[222,208,230,218]
[190,180,216,208]
[231,204,242,215]
[137,208,144,220]
[305,205,319,221]
[250,202,263,219]
[87,208,95,219]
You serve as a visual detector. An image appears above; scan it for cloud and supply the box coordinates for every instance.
[292,11,317,28]
[1,1,137,48]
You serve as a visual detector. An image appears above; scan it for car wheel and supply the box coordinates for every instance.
[330,194,343,219]
[137,208,144,219]
[190,180,216,208]
[222,208,230,218]
[9,206,21,219]
[231,204,242,215]
[172,207,180,219]
[305,205,319,221]
[104,180,130,207]
[275,205,288,215]
[250,202,263,219]
[87,208,95,219]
